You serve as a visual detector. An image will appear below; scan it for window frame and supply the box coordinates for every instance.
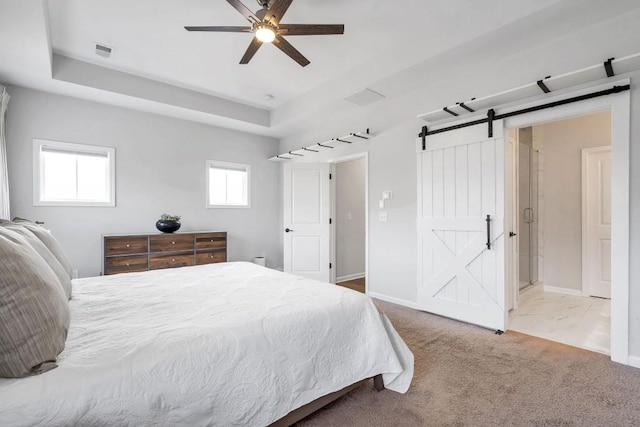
[206,160,251,209]
[33,139,116,207]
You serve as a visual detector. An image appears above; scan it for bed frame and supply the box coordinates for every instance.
[269,374,384,427]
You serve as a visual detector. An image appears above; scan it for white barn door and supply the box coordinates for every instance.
[417,122,507,331]
[283,163,331,282]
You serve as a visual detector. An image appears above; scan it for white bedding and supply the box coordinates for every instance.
[0,262,413,426]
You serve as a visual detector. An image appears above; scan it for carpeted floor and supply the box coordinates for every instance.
[296,300,640,426]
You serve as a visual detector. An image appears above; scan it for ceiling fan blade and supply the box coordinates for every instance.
[226,0,259,23]
[273,35,310,67]
[265,0,293,25]
[240,37,264,64]
[278,24,344,36]
[185,26,252,32]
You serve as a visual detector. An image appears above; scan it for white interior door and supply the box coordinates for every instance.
[582,146,612,298]
[417,122,507,331]
[283,163,331,282]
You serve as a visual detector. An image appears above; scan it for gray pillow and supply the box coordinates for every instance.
[0,221,72,300]
[0,227,70,378]
[12,217,73,280]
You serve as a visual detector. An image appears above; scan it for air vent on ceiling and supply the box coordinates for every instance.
[94,43,113,59]
[344,88,386,106]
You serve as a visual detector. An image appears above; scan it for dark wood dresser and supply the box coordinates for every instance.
[103,231,227,275]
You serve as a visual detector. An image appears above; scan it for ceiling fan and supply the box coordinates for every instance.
[185,0,344,67]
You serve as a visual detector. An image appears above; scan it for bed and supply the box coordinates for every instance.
[0,261,413,426]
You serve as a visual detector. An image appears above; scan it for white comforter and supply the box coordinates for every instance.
[0,262,413,426]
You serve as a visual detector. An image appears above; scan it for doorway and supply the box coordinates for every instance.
[508,111,612,355]
[331,154,368,294]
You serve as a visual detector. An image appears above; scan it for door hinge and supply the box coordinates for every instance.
[329,173,332,180]
[329,218,332,224]
[329,263,332,269]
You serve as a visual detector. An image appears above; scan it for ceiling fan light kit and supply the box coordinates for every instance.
[185,0,344,67]
[255,22,276,43]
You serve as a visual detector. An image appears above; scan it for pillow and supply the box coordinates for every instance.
[0,227,70,378]
[12,217,73,280]
[0,221,72,300]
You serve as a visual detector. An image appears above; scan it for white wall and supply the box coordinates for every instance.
[4,85,282,277]
[278,9,640,354]
[536,112,611,292]
[335,158,366,280]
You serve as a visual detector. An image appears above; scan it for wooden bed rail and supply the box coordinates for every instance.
[269,374,384,427]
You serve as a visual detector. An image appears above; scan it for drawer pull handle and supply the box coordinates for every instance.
[172,258,176,262]
[172,241,175,245]
[126,244,130,248]
[126,263,130,266]
[210,255,213,258]
[210,239,214,242]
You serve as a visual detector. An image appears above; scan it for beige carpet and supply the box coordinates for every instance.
[296,300,640,426]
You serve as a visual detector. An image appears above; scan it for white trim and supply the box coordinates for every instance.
[368,292,419,310]
[542,285,584,297]
[581,146,612,297]
[206,160,251,209]
[628,356,640,369]
[32,139,116,207]
[506,129,519,311]
[503,78,630,365]
[330,163,336,283]
[335,273,366,283]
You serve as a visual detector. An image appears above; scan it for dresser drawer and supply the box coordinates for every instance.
[104,231,226,276]
[195,232,227,249]
[105,236,148,256]
[149,235,194,252]
[196,249,227,265]
[105,255,149,275]
[149,253,195,270]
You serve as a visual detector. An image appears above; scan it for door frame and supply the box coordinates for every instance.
[582,145,612,298]
[506,129,519,311]
[329,152,369,292]
[504,79,630,364]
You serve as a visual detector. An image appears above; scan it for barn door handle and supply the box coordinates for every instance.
[285,228,294,233]
[486,215,491,250]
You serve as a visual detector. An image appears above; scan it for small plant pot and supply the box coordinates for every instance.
[156,220,181,233]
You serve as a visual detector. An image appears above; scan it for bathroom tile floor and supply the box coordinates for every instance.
[509,284,611,354]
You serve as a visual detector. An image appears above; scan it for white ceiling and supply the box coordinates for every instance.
[47,0,561,109]
[2,0,638,138]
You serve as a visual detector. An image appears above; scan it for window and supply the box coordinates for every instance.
[33,139,115,207]
[207,160,250,208]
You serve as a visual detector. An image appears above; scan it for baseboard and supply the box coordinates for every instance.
[628,356,640,369]
[543,285,584,296]
[335,273,365,283]
[368,292,419,310]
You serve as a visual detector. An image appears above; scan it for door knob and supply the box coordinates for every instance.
[509,231,517,237]
[285,228,294,233]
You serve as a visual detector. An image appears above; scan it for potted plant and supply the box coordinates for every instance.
[156,214,181,233]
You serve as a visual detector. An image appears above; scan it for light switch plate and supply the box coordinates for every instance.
[379,200,385,209]
[382,191,392,200]
[379,211,388,221]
